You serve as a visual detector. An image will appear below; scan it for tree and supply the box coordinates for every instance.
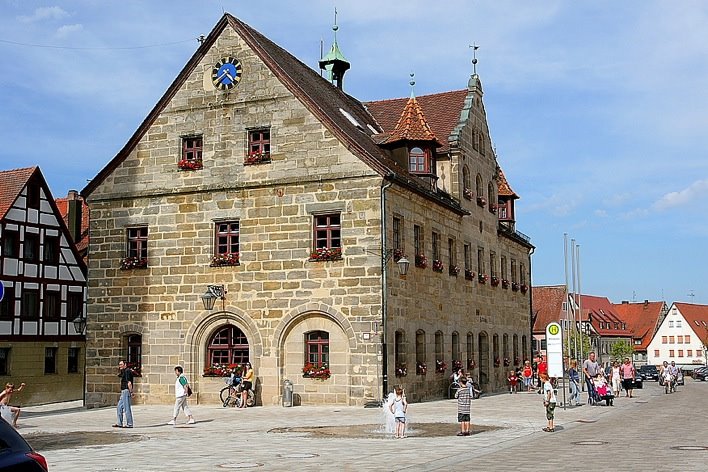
[563,329,592,361]
[609,340,634,362]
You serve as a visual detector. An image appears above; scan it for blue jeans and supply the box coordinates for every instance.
[116,389,133,427]
[569,380,579,404]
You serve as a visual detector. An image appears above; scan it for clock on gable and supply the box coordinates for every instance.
[211,56,243,91]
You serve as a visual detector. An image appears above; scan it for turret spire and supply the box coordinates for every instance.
[318,8,351,90]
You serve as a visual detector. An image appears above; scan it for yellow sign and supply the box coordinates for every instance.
[549,324,560,336]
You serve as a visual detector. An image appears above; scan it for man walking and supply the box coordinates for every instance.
[114,360,134,428]
[582,351,601,403]
[168,365,195,426]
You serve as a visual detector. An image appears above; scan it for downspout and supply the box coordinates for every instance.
[381,177,394,400]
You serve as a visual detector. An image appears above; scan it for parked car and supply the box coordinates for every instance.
[0,417,48,471]
[631,375,643,389]
[638,365,659,381]
[676,370,685,386]
[693,367,708,381]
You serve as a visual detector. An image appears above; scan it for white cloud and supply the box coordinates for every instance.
[594,209,608,218]
[653,179,708,211]
[19,6,69,23]
[55,24,83,39]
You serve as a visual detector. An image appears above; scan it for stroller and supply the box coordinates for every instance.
[587,375,614,406]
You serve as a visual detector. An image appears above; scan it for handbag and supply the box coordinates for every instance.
[186,386,193,397]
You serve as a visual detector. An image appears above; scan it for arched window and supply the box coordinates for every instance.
[462,166,472,199]
[435,331,444,362]
[488,181,495,211]
[522,335,528,361]
[452,332,460,364]
[466,332,474,368]
[126,334,142,375]
[493,334,500,367]
[207,326,249,367]
[503,334,509,363]
[409,147,430,173]
[476,174,484,198]
[513,334,519,365]
[306,330,329,367]
[416,330,426,374]
[395,330,406,367]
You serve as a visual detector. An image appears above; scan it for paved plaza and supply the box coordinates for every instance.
[17,379,708,471]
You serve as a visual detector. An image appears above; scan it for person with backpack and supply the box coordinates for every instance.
[168,365,195,426]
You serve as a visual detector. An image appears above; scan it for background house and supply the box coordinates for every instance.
[614,300,666,366]
[81,13,533,407]
[646,302,708,370]
[0,167,87,405]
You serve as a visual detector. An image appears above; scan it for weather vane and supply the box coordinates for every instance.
[409,73,415,97]
[469,43,479,75]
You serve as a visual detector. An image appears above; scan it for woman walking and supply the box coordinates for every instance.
[567,359,581,406]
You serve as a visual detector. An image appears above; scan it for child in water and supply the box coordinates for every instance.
[389,386,408,438]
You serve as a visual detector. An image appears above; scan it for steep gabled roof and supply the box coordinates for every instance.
[82,13,467,216]
[613,301,665,350]
[579,294,633,337]
[674,303,708,337]
[380,96,441,146]
[0,167,36,220]
[366,90,467,153]
[531,285,567,333]
[497,167,518,199]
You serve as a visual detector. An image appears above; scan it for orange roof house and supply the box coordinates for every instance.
[614,300,666,352]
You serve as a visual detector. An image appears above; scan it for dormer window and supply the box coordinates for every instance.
[408,146,431,173]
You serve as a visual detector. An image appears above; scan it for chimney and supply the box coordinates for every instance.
[644,299,649,307]
[621,300,629,304]
[67,190,82,244]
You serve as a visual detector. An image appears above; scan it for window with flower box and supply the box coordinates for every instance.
[513,334,519,365]
[122,227,148,269]
[179,135,203,170]
[462,166,472,200]
[488,182,496,213]
[435,331,444,372]
[466,332,475,369]
[448,238,458,276]
[392,216,404,260]
[395,330,407,377]
[492,334,500,368]
[414,224,426,268]
[246,128,271,165]
[207,326,250,368]
[212,221,240,267]
[463,243,473,279]
[431,231,442,272]
[477,247,485,275]
[305,330,329,369]
[311,213,341,261]
[126,334,142,375]
[452,332,460,365]
[416,330,426,374]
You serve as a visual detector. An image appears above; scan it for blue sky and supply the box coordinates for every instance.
[1,1,707,304]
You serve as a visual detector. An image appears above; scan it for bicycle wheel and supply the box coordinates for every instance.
[220,387,234,407]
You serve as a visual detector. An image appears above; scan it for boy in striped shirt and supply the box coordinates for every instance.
[455,377,471,436]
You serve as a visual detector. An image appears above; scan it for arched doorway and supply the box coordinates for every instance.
[478,332,489,387]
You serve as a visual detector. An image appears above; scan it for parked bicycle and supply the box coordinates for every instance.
[220,374,255,408]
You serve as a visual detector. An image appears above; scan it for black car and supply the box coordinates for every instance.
[638,365,659,381]
[694,367,708,381]
[0,417,48,471]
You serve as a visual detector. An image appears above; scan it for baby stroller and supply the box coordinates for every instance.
[588,376,614,406]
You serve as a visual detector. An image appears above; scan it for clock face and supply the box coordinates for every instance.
[211,57,243,91]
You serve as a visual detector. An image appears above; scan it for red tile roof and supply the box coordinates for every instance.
[531,285,567,333]
[613,301,665,350]
[674,303,708,339]
[381,96,441,146]
[579,295,633,337]
[366,90,467,153]
[0,167,36,219]
[497,167,518,198]
[55,196,90,256]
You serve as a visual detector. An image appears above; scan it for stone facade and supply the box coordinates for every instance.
[83,14,533,407]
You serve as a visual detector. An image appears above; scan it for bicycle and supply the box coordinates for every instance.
[219,376,255,407]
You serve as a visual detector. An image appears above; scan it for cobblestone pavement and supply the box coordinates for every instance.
[17,379,708,471]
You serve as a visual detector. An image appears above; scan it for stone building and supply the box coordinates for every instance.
[82,13,533,407]
[0,167,87,405]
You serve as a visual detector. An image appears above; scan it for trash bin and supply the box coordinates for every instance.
[282,379,293,407]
